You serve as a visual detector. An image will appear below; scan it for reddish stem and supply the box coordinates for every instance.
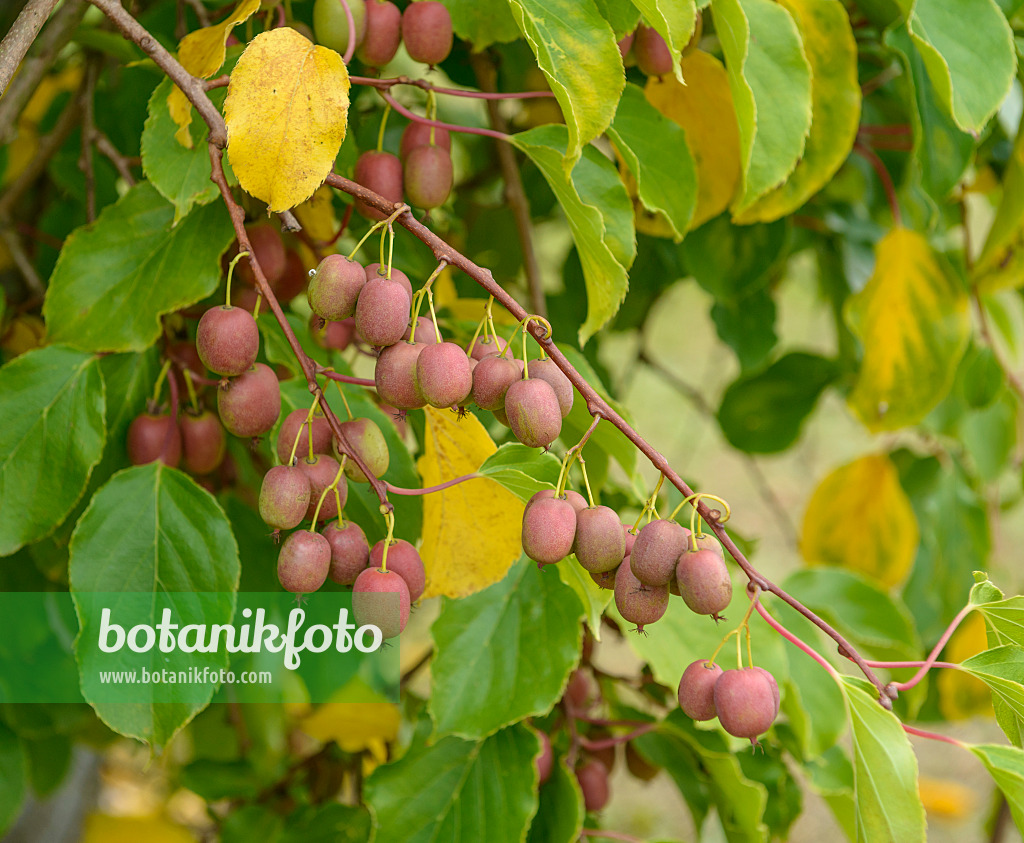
[903,725,964,748]
[754,598,837,678]
[854,142,901,226]
[378,90,510,141]
[350,74,556,100]
[317,368,376,388]
[334,0,356,65]
[893,605,972,692]
[580,723,655,751]
[386,474,479,495]
[864,660,958,670]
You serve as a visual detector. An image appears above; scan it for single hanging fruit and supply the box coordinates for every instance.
[307,254,366,321]
[370,539,426,602]
[127,412,182,467]
[217,363,281,438]
[352,567,411,638]
[180,409,226,475]
[324,520,371,584]
[402,0,453,65]
[196,305,259,377]
[505,377,562,448]
[260,464,312,530]
[677,659,723,721]
[278,529,332,593]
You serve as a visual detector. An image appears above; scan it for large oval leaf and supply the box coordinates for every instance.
[225,27,350,212]
[69,464,240,746]
[714,0,813,213]
[429,558,583,740]
[0,346,105,556]
[732,0,860,223]
[505,0,623,173]
[800,454,920,588]
[43,182,234,352]
[845,228,970,431]
[365,722,539,843]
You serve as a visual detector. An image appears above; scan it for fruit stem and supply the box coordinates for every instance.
[334,0,357,64]
[347,219,388,261]
[333,456,347,519]
[630,474,665,533]
[579,457,595,508]
[426,288,441,343]
[224,249,249,306]
[466,299,492,355]
[150,358,173,407]
[288,394,322,466]
[426,89,437,147]
[708,629,738,667]
[752,597,839,680]
[311,458,347,532]
[182,369,200,414]
[376,102,391,153]
[252,293,262,319]
[333,380,354,420]
[669,492,731,548]
[379,509,395,572]
[522,325,529,378]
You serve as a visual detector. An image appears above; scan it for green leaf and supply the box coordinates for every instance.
[24,734,71,797]
[478,443,562,501]
[365,722,539,843]
[840,677,926,843]
[632,727,710,832]
[974,595,1024,650]
[969,743,1024,831]
[0,346,105,557]
[885,25,974,203]
[713,0,813,212]
[608,83,697,239]
[654,711,770,842]
[734,0,861,223]
[683,215,787,301]
[0,724,26,836]
[805,747,857,840]
[511,125,634,344]
[593,0,641,34]
[717,352,837,453]
[710,289,778,372]
[974,125,1024,292]
[44,181,235,352]
[555,555,612,639]
[441,0,520,47]
[429,558,583,739]
[960,646,1024,744]
[961,393,1017,482]
[526,757,584,843]
[894,0,1016,133]
[141,78,234,223]
[69,463,240,745]
[505,0,624,172]
[782,569,922,662]
[630,0,697,83]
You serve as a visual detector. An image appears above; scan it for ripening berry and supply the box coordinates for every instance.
[677,659,723,721]
[313,0,367,54]
[575,760,610,812]
[127,412,182,467]
[574,505,626,573]
[353,567,411,638]
[402,0,453,65]
[335,417,390,483]
[535,731,553,785]
[370,539,426,602]
[404,144,453,209]
[298,454,345,522]
[354,151,403,220]
[634,24,673,77]
[401,121,451,160]
[364,263,413,302]
[277,407,333,465]
[629,519,690,587]
[375,341,427,410]
[614,557,669,631]
[675,548,732,617]
[355,277,412,347]
[324,520,371,585]
[180,409,226,475]
[416,341,473,407]
[196,305,259,377]
[259,464,312,530]
[713,668,779,741]
[233,222,287,287]
[472,355,521,411]
[308,254,366,321]
[527,358,573,418]
[217,363,281,438]
[357,0,402,67]
[522,497,577,566]
[277,529,331,593]
[467,335,508,360]
[505,377,562,449]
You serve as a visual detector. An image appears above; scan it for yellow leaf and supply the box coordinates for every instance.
[644,51,741,230]
[846,228,969,432]
[299,678,400,769]
[167,0,261,148]
[293,184,338,243]
[418,407,525,599]
[732,0,861,223]
[800,454,919,587]
[81,815,196,843]
[224,28,350,212]
[1,315,46,357]
[938,612,993,720]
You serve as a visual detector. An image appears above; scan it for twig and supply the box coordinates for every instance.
[0,0,86,145]
[350,73,556,100]
[0,0,61,97]
[316,368,376,387]
[385,474,479,495]
[94,130,138,186]
[891,605,971,692]
[0,225,45,298]
[79,61,99,222]
[182,0,211,27]
[903,724,963,748]
[637,349,800,548]
[470,51,546,318]
[854,142,901,226]
[378,89,510,142]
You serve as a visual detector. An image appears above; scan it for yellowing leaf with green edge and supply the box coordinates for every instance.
[644,51,741,230]
[418,407,525,599]
[938,612,994,720]
[846,228,970,431]
[82,815,196,843]
[167,0,260,148]
[505,0,623,173]
[975,122,1024,293]
[224,28,350,212]
[714,0,813,214]
[732,0,860,224]
[293,184,338,243]
[800,454,919,587]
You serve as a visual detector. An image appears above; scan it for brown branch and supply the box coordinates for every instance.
[94,130,138,186]
[79,61,99,222]
[324,171,893,707]
[0,0,61,97]
[470,51,546,318]
[87,0,227,147]
[0,225,45,298]
[0,0,87,145]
